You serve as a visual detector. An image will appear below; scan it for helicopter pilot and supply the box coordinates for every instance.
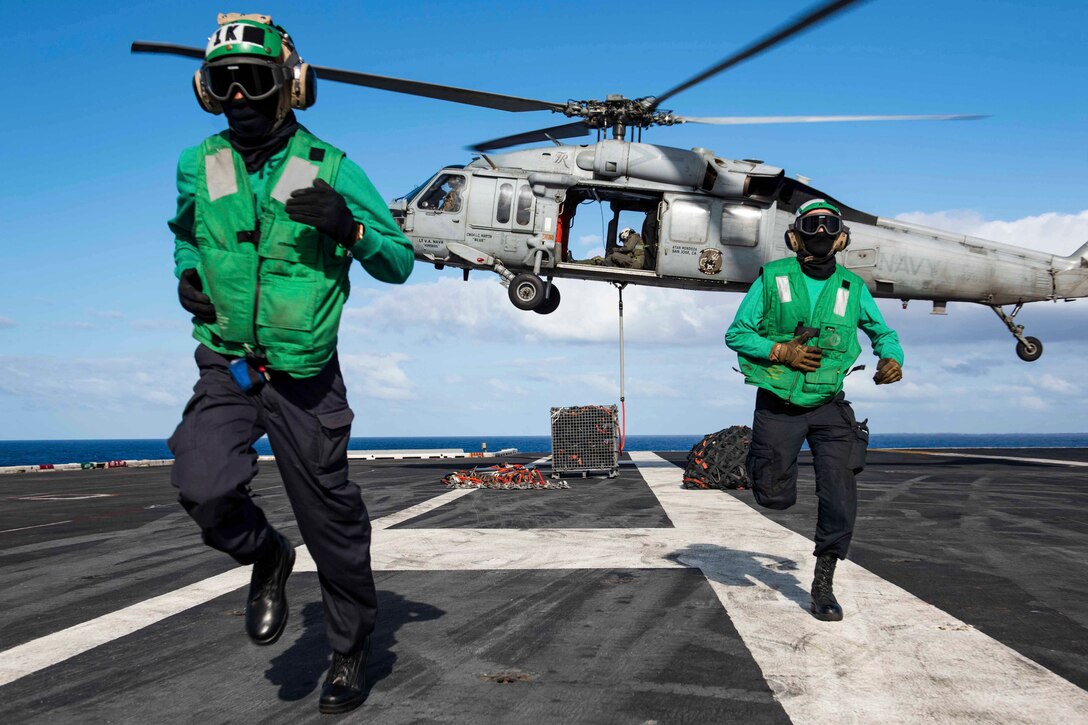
[725,198,903,623]
[439,175,465,213]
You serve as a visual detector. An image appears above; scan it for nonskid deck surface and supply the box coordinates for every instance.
[2,450,1087,723]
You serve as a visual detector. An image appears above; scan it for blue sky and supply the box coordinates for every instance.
[1,0,1086,439]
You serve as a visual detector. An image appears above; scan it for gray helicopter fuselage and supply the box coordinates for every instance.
[391,139,1088,307]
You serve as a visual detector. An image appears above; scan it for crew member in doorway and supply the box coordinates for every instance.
[167,14,413,714]
[724,198,903,622]
[585,227,646,268]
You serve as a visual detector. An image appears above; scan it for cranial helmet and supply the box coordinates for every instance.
[192,13,315,121]
[785,198,850,257]
[619,227,634,241]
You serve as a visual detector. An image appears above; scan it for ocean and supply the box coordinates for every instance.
[2,433,1088,468]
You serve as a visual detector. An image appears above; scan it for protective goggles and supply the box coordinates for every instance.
[202,60,288,101]
[796,212,843,236]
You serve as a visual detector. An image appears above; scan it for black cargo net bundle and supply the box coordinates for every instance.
[550,405,619,475]
[683,425,753,490]
[442,464,570,490]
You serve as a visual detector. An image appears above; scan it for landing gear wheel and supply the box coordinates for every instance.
[533,284,561,315]
[1016,336,1043,362]
[508,273,545,310]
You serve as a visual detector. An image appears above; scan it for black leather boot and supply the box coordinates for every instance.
[245,529,295,645]
[810,553,844,622]
[319,639,370,714]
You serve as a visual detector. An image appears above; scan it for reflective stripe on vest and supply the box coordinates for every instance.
[205,148,238,202]
[834,286,849,317]
[775,275,792,303]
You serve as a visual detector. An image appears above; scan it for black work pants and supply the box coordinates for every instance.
[745,388,859,559]
[168,344,376,654]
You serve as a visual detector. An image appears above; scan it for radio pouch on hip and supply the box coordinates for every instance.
[229,358,269,392]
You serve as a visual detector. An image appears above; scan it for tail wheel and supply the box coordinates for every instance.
[533,284,561,315]
[508,273,545,310]
[1016,336,1043,362]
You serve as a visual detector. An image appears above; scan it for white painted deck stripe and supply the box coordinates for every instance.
[0,520,73,535]
[4,453,1088,725]
[370,488,477,531]
[0,566,253,687]
[888,449,1088,467]
[0,489,475,687]
[627,451,1088,724]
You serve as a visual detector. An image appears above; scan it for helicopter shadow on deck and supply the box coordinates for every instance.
[667,544,811,613]
[264,589,446,702]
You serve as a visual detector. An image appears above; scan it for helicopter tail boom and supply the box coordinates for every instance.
[1053,240,1088,299]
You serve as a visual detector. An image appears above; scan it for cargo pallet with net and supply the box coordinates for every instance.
[550,405,619,478]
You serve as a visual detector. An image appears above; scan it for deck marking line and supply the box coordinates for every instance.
[0,566,253,687]
[0,489,474,687]
[0,520,74,535]
[370,488,476,531]
[5,454,1088,724]
[626,451,1088,724]
[886,449,1088,467]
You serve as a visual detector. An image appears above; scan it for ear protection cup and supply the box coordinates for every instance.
[192,70,222,114]
[833,227,851,253]
[784,228,802,252]
[290,62,316,109]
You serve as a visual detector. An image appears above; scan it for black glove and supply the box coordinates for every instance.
[770,332,823,373]
[874,358,903,385]
[178,268,216,323]
[285,178,357,246]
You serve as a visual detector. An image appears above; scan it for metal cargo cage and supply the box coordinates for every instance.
[550,405,619,477]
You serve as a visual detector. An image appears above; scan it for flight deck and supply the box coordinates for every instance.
[1,449,1086,723]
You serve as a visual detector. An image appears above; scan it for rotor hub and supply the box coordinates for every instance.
[562,96,678,132]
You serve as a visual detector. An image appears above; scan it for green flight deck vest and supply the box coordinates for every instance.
[738,257,864,407]
[192,129,351,377]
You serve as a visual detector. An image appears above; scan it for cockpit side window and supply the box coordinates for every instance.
[417,173,466,213]
[515,185,533,226]
[496,183,513,224]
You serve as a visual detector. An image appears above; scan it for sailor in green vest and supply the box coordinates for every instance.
[166,14,414,714]
[725,198,903,622]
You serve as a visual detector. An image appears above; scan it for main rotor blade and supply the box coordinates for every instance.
[650,0,868,110]
[470,121,592,152]
[131,41,566,114]
[312,67,566,113]
[131,41,204,60]
[676,113,988,125]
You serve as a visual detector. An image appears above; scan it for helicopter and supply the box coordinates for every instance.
[133,0,1086,362]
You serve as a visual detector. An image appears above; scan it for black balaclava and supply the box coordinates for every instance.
[797,233,838,280]
[222,94,299,173]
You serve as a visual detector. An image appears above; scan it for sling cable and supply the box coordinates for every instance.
[612,282,628,454]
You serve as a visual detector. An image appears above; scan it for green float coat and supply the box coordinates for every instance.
[737,257,865,407]
[173,127,414,377]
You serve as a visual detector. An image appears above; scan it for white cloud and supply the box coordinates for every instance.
[88,309,125,320]
[0,354,192,412]
[344,277,738,347]
[575,233,603,251]
[0,316,14,328]
[131,319,188,332]
[894,209,1088,256]
[1036,374,1077,395]
[1018,395,1049,411]
[339,352,417,401]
